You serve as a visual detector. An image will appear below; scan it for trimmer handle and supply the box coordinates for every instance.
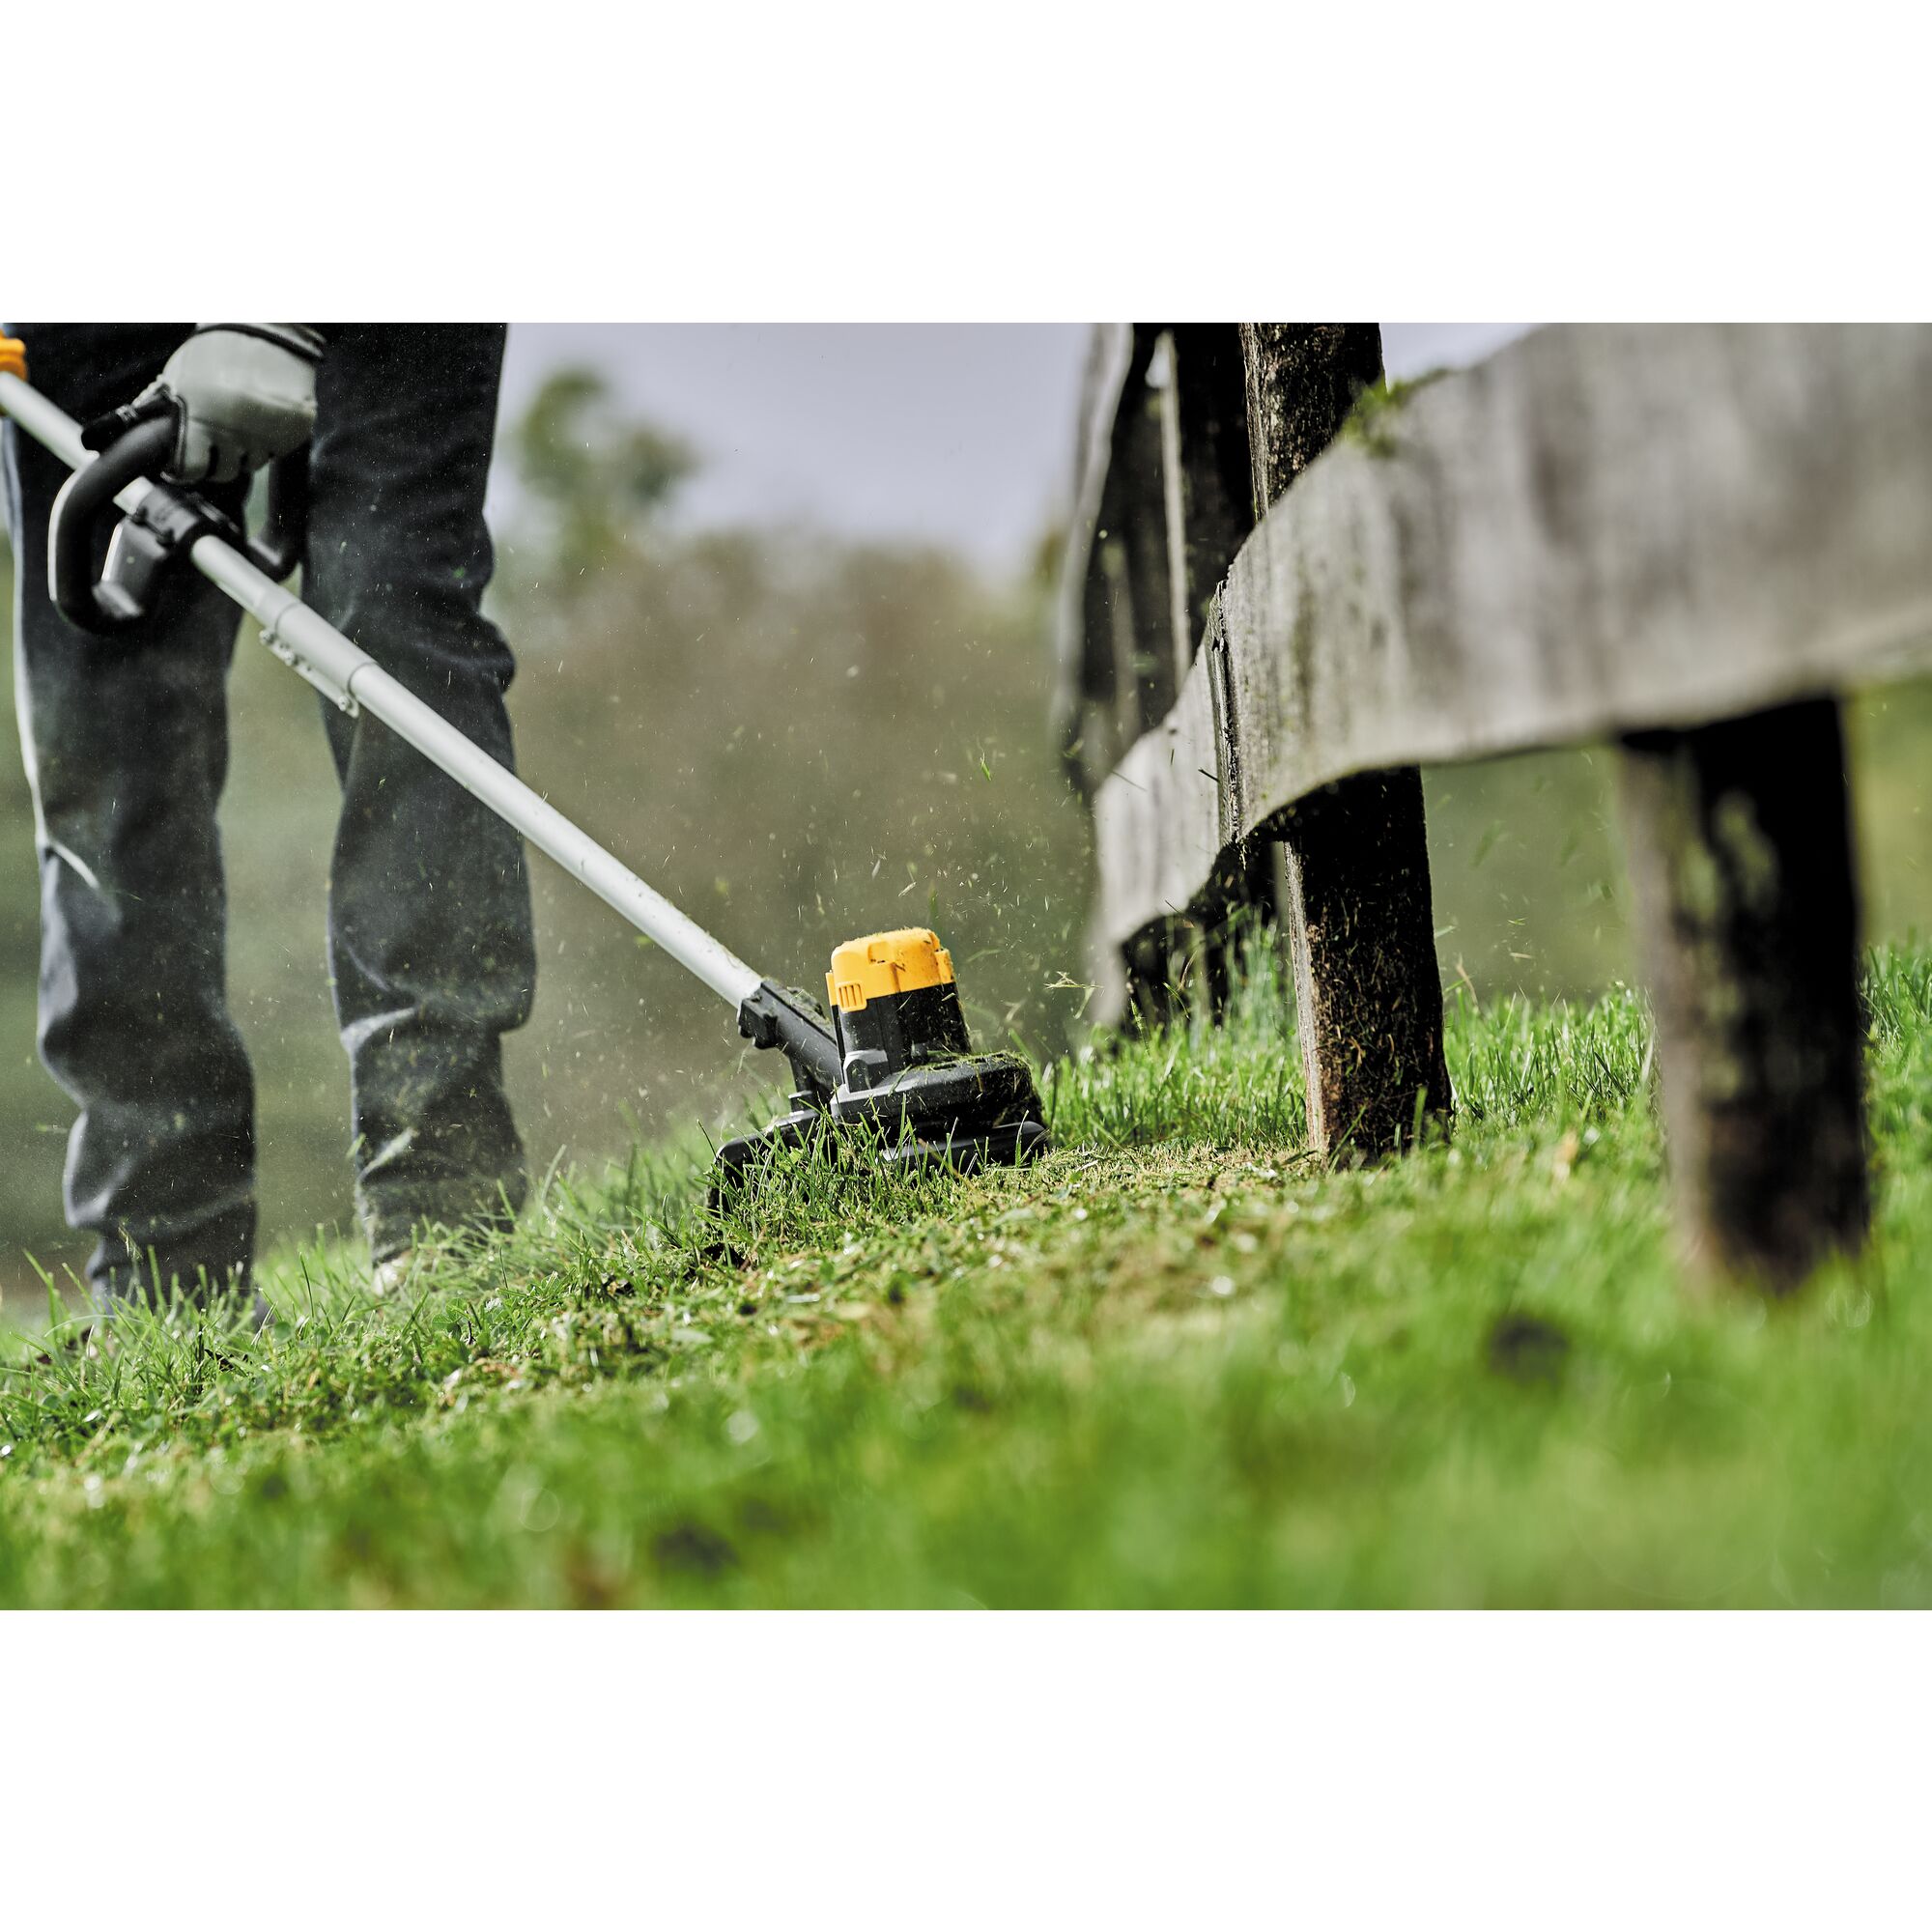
[47,412,307,637]
[48,414,175,631]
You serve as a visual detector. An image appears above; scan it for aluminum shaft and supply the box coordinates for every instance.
[0,368,764,1009]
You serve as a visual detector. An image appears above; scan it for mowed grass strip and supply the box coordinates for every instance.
[5,949,1932,1607]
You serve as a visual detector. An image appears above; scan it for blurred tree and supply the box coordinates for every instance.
[508,366,696,586]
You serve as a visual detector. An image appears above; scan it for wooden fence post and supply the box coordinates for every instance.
[1238,324,1452,1155]
[1082,330,1188,1023]
[1618,698,1869,1289]
[1166,326,1281,1010]
[1163,327,1256,670]
[1090,330,1179,755]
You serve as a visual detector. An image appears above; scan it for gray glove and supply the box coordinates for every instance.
[131,324,326,483]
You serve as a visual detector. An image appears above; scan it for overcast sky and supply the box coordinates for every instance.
[491,324,1533,571]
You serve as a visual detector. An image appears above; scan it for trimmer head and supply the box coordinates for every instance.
[718,927,1049,1197]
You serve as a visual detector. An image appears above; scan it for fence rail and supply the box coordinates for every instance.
[1058,323,1932,1291]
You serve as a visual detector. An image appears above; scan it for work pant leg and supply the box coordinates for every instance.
[1,323,255,1308]
[301,324,535,1261]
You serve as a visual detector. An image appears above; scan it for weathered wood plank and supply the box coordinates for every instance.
[1619,699,1869,1290]
[1156,331,1195,692]
[1238,325,1450,1156]
[1054,324,1197,789]
[1093,324,1932,955]
[1051,324,1135,798]
[1092,637,1226,947]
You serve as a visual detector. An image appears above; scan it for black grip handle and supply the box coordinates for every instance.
[47,415,178,634]
[47,423,306,639]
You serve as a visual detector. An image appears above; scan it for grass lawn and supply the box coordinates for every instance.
[5,945,1932,1608]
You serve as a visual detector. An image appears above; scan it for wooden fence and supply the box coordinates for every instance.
[1055,324,1932,1290]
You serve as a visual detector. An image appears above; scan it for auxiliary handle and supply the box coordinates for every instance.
[48,411,310,636]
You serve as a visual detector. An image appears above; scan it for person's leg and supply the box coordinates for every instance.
[1,324,257,1310]
[302,325,535,1263]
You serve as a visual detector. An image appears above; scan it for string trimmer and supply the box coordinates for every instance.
[0,343,1049,1201]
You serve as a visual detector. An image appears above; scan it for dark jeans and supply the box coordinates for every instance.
[2,324,535,1306]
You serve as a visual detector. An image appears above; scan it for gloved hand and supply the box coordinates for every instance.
[84,324,326,484]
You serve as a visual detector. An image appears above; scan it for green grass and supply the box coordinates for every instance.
[6,944,1932,1607]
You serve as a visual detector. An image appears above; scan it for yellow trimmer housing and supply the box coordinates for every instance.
[827,927,954,1009]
